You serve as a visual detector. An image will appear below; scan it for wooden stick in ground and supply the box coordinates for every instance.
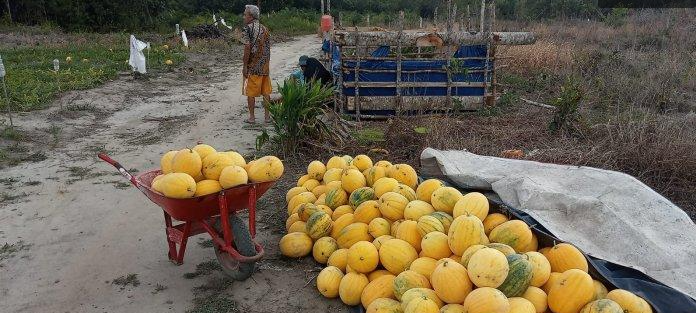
[1,78,13,128]
[396,11,404,116]
[520,97,557,110]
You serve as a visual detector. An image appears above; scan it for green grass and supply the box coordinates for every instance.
[0,34,185,111]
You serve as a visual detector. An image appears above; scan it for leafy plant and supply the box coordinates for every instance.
[257,79,333,155]
[549,79,583,134]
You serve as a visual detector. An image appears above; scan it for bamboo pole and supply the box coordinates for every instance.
[354,29,361,121]
[434,7,438,27]
[446,0,453,108]
[367,14,370,27]
[479,0,486,33]
[326,0,330,13]
[467,5,471,31]
[320,0,324,14]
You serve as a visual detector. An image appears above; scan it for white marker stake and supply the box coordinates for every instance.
[0,55,13,128]
[53,59,63,110]
[175,24,180,35]
[181,30,189,48]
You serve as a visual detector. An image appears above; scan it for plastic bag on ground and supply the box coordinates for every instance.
[128,35,148,74]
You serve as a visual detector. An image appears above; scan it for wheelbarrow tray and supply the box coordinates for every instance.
[136,170,276,222]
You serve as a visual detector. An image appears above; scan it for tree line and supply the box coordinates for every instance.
[1,0,600,32]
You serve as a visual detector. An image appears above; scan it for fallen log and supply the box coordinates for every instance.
[334,30,536,46]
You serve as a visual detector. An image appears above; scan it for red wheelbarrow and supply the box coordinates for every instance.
[99,153,275,280]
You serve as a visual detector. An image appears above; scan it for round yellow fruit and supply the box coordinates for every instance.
[395,220,422,251]
[297,174,310,187]
[431,187,463,214]
[220,150,246,167]
[352,154,373,171]
[420,231,451,260]
[218,165,248,189]
[466,248,509,288]
[302,179,321,191]
[160,173,197,198]
[286,186,308,203]
[194,179,222,197]
[393,270,431,300]
[415,178,445,202]
[327,248,348,272]
[448,215,487,256]
[368,218,391,238]
[339,272,369,306]
[313,237,339,264]
[341,168,367,193]
[373,177,400,198]
[592,280,608,300]
[160,150,177,174]
[288,221,307,233]
[171,149,203,177]
[336,222,372,249]
[387,163,418,189]
[378,191,409,221]
[404,200,435,221]
[279,232,313,258]
[401,288,444,310]
[580,299,624,313]
[287,192,317,216]
[366,298,401,313]
[286,213,301,232]
[192,144,216,160]
[460,244,486,267]
[431,259,472,304]
[606,289,653,313]
[548,269,594,313]
[325,187,348,209]
[483,213,509,235]
[332,205,353,220]
[546,243,589,273]
[453,192,489,221]
[246,155,284,182]
[393,183,417,201]
[323,168,344,184]
[360,274,396,309]
[306,211,333,240]
[316,266,344,298]
[463,287,510,313]
[489,220,533,252]
[330,213,354,239]
[379,238,418,275]
[417,215,444,236]
[364,166,386,187]
[441,304,466,313]
[509,297,537,313]
[372,235,393,250]
[522,286,548,313]
[525,251,552,287]
[307,160,327,180]
[408,256,438,279]
[347,241,379,273]
[367,269,392,281]
[327,155,350,170]
[405,297,439,313]
[353,200,382,224]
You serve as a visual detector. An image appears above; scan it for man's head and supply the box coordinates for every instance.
[243,5,260,24]
[298,55,308,70]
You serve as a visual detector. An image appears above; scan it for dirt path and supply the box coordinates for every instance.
[0,35,342,313]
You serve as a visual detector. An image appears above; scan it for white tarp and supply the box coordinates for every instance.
[181,30,189,48]
[128,35,148,74]
[420,148,696,299]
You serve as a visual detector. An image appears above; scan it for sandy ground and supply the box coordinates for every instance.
[0,35,347,313]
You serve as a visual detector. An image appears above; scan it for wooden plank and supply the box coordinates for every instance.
[343,81,486,88]
[355,29,361,121]
[346,96,484,111]
[396,11,404,116]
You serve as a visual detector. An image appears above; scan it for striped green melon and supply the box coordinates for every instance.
[580,299,624,313]
[497,254,533,297]
[306,211,333,240]
[429,211,454,233]
[325,187,348,209]
[349,187,375,208]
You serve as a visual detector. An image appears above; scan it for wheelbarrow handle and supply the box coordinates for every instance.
[98,153,139,187]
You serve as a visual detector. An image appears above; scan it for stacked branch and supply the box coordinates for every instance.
[334,31,536,47]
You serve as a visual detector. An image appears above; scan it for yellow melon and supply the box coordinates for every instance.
[192,144,216,161]
[316,266,344,298]
[393,183,417,201]
[520,232,539,253]
[440,304,466,313]
[347,241,379,273]
[592,280,608,300]
[460,244,486,267]
[327,248,348,272]
[286,186,308,203]
[332,205,354,220]
[366,298,401,313]
[311,185,327,198]
[548,269,594,313]
[288,221,307,233]
[367,270,392,282]
[546,243,589,273]
[353,200,382,224]
[192,171,206,182]
[372,235,394,250]
[373,177,400,198]
[323,167,344,184]
[509,297,537,313]
[525,251,552,287]
[201,152,234,180]
[220,150,246,167]
[331,213,354,239]
[339,272,369,306]
[325,186,349,209]
[313,237,339,264]
[429,212,454,233]
[296,203,321,222]
[415,178,444,202]
[404,200,435,221]
[420,232,451,260]
[393,270,431,300]
[364,166,387,187]
[151,174,165,192]
[360,274,396,309]
[390,219,403,237]
[417,215,444,236]
[327,155,350,170]
[286,213,301,232]
[489,220,533,252]
[352,154,373,171]
[606,289,653,313]
[580,299,625,313]
[159,173,196,198]
[408,257,438,279]
[302,179,321,191]
[431,259,473,304]
[522,286,548,313]
[279,232,313,258]
[387,163,418,189]
[466,248,509,288]
[218,165,248,189]
[405,296,439,313]
[336,223,373,249]
[431,187,463,214]
[395,220,422,251]
[307,160,327,180]
[368,217,391,238]
[194,179,222,197]
[448,215,487,256]
[487,243,516,256]
[246,155,284,182]
[160,150,177,174]
[483,213,510,235]
[453,192,489,221]
[374,160,392,167]
[171,149,203,177]
[297,174,310,187]
[463,287,510,313]
[401,288,444,310]
[378,191,409,221]
[341,168,367,193]
[541,272,562,294]
[379,238,418,275]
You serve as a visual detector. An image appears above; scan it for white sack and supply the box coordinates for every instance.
[181,30,189,47]
[420,148,696,299]
[128,35,148,74]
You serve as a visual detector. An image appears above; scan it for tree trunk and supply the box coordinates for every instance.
[4,0,12,23]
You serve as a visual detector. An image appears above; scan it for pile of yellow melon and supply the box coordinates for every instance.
[278,155,653,313]
[151,144,283,198]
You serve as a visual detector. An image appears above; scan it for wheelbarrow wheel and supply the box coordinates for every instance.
[213,214,256,281]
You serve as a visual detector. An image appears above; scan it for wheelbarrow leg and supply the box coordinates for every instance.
[163,211,178,262]
[163,210,192,265]
[248,185,257,238]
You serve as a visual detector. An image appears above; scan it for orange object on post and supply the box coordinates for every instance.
[321,15,333,32]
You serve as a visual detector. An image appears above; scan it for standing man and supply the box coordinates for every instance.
[241,4,272,124]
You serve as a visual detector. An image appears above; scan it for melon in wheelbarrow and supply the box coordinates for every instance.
[247,156,284,183]
[159,173,196,199]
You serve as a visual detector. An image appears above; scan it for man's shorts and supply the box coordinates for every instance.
[244,75,272,97]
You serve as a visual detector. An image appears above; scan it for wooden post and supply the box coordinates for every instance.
[337,11,342,28]
[321,0,324,15]
[467,5,471,31]
[396,11,404,116]
[327,0,331,13]
[367,14,370,27]
[480,0,486,33]
[446,0,453,109]
[489,0,497,106]
[419,17,423,29]
[354,29,361,121]
[434,7,438,28]
[4,0,12,23]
